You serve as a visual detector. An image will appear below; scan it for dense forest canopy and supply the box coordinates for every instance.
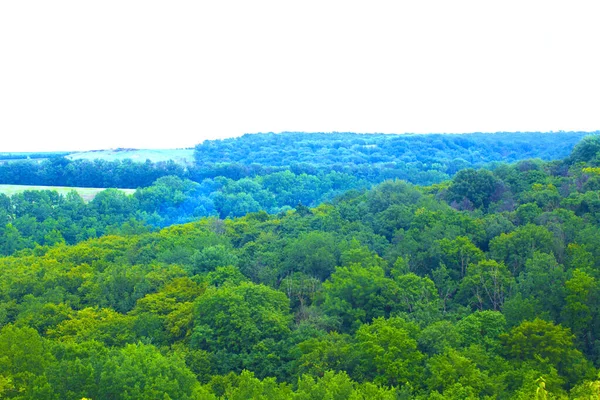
[194,131,591,168]
[0,132,593,189]
[0,132,597,257]
[2,135,600,398]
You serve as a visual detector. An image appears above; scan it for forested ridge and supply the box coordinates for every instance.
[0,131,595,257]
[1,132,591,189]
[2,136,600,398]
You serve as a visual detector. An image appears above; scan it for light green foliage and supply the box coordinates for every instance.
[515,252,565,321]
[321,264,390,331]
[339,240,387,269]
[490,223,554,275]
[47,307,137,346]
[508,369,568,400]
[321,261,438,332]
[283,231,339,280]
[569,135,600,164]
[191,282,292,353]
[516,202,543,224]
[295,332,356,377]
[570,373,600,399]
[280,272,321,314]
[190,244,239,274]
[393,273,440,322]
[205,265,248,287]
[0,325,55,399]
[203,370,397,400]
[294,370,397,400]
[459,260,513,311]
[456,311,506,352]
[418,320,461,355]
[0,184,135,202]
[215,370,292,400]
[437,236,485,279]
[561,269,599,355]
[134,276,205,342]
[365,180,422,214]
[354,317,424,386]
[501,319,595,384]
[99,343,201,400]
[425,348,488,396]
[566,243,594,271]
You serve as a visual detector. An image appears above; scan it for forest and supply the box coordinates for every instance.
[2,133,600,398]
[0,131,594,256]
[0,132,592,188]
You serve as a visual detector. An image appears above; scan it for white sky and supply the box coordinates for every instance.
[1,1,599,152]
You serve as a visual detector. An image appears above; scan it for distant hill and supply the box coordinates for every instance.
[194,131,596,168]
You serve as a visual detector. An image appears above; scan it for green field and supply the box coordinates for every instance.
[66,148,195,165]
[0,184,136,202]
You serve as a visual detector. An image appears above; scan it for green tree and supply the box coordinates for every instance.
[459,260,513,311]
[190,244,239,274]
[321,264,390,332]
[490,224,554,275]
[0,324,55,399]
[354,317,424,387]
[569,135,600,164]
[283,231,339,280]
[191,282,292,353]
[425,348,487,397]
[501,319,594,385]
[99,343,201,400]
[295,332,356,378]
[446,168,498,209]
[436,236,484,279]
[561,269,599,357]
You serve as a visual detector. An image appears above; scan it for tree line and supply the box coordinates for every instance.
[0,132,593,190]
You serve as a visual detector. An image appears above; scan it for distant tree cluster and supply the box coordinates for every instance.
[193,131,592,181]
[0,158,185,188]
[0,132,593,190]
[0,132,595,259]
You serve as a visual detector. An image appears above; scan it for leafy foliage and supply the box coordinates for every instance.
[1,134,600,398]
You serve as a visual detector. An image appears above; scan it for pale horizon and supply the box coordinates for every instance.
[2,1,599,152]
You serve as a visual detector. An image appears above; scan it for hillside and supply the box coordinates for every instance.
[0,132,596,235]
[194,131,591,168]
[2,137,600,398]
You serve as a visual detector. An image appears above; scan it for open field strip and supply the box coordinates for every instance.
[0,185,136,202]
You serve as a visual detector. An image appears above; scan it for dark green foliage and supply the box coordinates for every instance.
[569,135,600,164]
[446,168,498,209]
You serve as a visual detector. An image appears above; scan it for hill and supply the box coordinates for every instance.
[2,139,600,397]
